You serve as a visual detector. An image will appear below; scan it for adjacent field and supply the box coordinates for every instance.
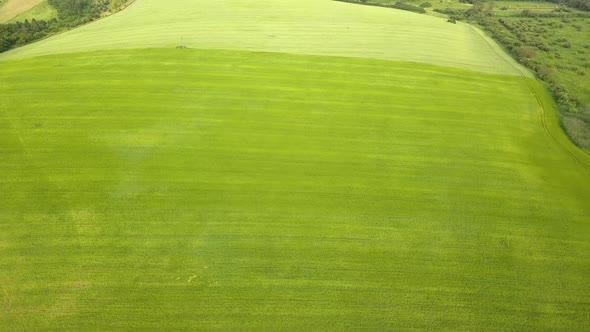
[1,48,589,330]
[7,0,56,23]
[0,0,44,23]
[0,0,528,76]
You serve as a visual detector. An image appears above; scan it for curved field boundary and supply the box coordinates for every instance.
[471,20,590,169]
[526,79,590,170]
[467,23,534,78]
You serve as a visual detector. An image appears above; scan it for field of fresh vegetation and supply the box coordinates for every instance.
[344,0,590,150]
[0,0,527,76]
[1,0,589,329]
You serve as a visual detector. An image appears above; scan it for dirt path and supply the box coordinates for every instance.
[0,0,44,23]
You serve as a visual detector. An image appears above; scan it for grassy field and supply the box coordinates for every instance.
[1,48,590,330]
[1,0,590,329]
[7,0,56,23]
[0,0,528,76]
[352,0,590,149]
[495,1,558,16]
[0,0,44,23]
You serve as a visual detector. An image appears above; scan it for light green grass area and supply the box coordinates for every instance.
[495,0,558,9]
[8,0,57,23]
[0,0,529,76]
[495,0,558,15]
[1,48,589,330]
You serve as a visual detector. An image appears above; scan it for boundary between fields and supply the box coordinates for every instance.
[471,21,590,171]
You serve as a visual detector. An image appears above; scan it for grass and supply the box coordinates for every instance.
[0,0,528,76]
[1,48,590,330]
[353,0,590,149]
[0,0,44,23]
[1,0,590,329]
[494,1,559,16]
[7,0,57,23]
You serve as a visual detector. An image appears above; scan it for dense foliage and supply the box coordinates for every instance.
[47,0,93,18]
[335,0,426,13]
[0,18,58,53]
[551,0,590,11]
[392,1,427,13]
[460,0,590,11]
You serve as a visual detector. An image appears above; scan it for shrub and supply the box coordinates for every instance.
[420,2,432,7]
[392,2,427,13]
[536,66,556,81]
[561,116,590,150]
[515,46,537,59]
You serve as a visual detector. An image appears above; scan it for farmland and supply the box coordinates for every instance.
[0,0,44,23]
[1,0,590,330]
[345,0,590,150]
[0,0,527,76]
[7,0,56,23]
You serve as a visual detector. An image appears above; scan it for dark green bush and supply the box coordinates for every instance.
[392,2,427,13]
[390,2,424,13]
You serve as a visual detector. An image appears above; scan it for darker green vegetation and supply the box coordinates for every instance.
[336,0,426,13]
[458,0,590,11]
[0,18,58,53]
[0,0,131,54]
[546,0,589,11]
[342,0,590,151]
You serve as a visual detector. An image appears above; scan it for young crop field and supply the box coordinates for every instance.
[1,0,589,330]
[0,0,527,76]
[348,0,590,151]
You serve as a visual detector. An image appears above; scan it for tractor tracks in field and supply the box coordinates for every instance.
[473,22,590,171]
[523,78,590,171]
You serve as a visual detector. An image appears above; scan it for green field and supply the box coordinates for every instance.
[7,0,56,23]
[355,0,590,150]
[494,1,559,15]
[0,0,528,76]
[1,0,590,330]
